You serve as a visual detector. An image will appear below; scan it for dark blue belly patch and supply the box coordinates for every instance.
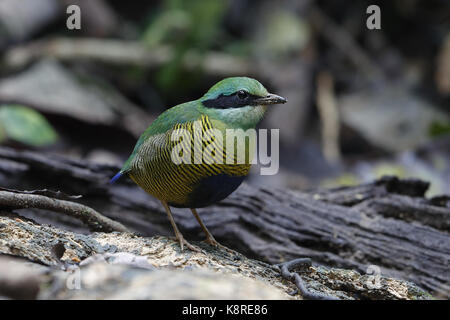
[169,174,246,208]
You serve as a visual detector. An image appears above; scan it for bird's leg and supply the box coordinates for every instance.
[161,201,201,252]
[190,208,235,254]
[190,208,220,245]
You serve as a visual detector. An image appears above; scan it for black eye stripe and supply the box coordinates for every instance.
[202,92,260,109]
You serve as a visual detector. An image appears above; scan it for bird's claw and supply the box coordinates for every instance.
[203,236,235,254]
[175,236,202,253]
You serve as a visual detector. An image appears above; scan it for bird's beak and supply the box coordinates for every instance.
[253,93,287,105]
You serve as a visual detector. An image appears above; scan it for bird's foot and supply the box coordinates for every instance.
[175,235,202,253]
[203,236,235,254]
[203,235,220,247]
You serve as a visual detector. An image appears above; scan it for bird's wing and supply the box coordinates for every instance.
[113,102,202,179]
[122,114,222,175]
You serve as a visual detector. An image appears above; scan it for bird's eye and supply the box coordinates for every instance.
[237,90,248,99]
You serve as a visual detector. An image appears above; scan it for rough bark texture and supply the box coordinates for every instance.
[0,146,448,298]
[0,214,430,300]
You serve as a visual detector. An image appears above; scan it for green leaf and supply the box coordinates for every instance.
[0,105,58,146]
[429,120,450,137]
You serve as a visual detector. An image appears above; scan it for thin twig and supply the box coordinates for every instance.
[275,258,339,300]
[0,190,129,233]
[3,37,253,76]
[309,6,385,83]
[316,71,341,164]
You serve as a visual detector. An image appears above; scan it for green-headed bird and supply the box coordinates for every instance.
[111,77,286,251]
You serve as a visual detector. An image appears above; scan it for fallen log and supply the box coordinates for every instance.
[0,146,448,298]
[0,215,430,300]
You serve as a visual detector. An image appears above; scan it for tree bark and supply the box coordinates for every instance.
[0,146,448,298]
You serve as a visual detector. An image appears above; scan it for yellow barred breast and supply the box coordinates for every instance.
[129,115,253,207]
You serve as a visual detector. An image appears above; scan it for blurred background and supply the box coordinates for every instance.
[0,0,449,195]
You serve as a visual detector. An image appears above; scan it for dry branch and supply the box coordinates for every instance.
[316,71,341,163]
[0,190,129,233]
[2,37,254,76]
[309,6,385,83]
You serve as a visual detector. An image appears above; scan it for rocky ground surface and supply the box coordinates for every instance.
[0,213,431,300]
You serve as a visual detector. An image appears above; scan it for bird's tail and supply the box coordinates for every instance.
[110,171,122,184]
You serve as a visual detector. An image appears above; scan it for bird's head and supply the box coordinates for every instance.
[199,77,287,129]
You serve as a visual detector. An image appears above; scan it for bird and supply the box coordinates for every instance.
[111,77,287,251]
